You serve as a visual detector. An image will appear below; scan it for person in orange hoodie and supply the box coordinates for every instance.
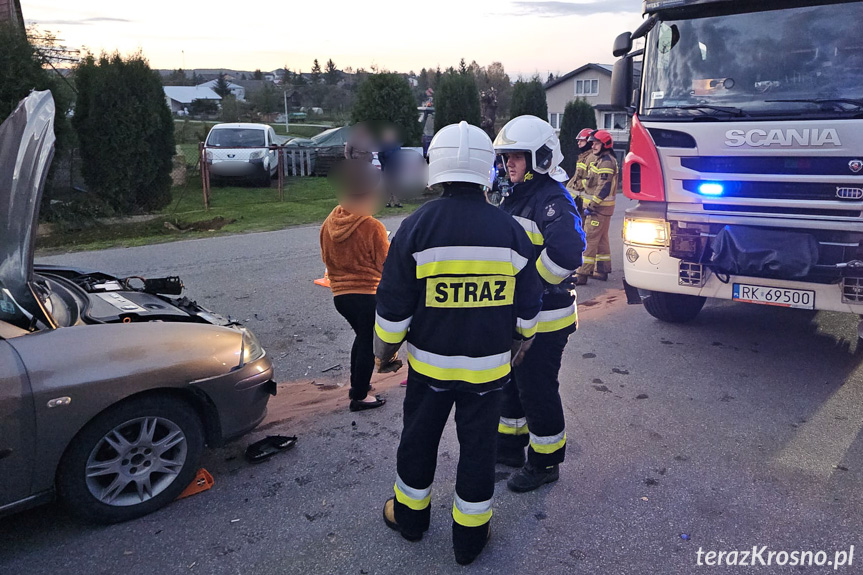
[321,160,391,411]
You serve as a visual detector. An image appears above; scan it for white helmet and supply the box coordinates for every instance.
[549,166,569,182]
[427,121,495,188]
[493,115,563,175]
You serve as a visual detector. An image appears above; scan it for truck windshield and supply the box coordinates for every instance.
[641,2,863,119]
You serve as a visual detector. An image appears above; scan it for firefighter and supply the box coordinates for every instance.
[375,121,543,565]
[492,115,586,492]
[565,128,596,217]
[575,129,619,284]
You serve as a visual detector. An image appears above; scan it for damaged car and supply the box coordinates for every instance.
[0,91,275,524]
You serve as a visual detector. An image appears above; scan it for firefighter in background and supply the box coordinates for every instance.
[565,128,597,217]
[374,121,542,565]
[493,115,586,493]
[575,129,619,285]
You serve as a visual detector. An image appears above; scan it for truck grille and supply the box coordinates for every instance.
[842,277,863,303]
[683,180,863,203]
[681,156,863,177]
[679,261,706,287]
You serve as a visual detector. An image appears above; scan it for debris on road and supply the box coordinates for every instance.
[322,364,342,373]
[245,435,298,463]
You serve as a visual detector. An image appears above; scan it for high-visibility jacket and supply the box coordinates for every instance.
[374,187,543,393]
[583,151,619,216]
[565,149,595,198]
[501,172,586,334]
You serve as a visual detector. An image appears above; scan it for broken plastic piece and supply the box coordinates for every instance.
[245,435,298,463]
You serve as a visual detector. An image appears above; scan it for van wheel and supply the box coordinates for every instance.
[56,396,204,524]
[642,290,706,323]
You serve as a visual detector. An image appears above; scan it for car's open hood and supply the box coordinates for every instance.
[0,91,56,328]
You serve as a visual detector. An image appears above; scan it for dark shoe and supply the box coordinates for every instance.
[453,522,491,565]
[574,274,589,286]
[496,449,525,468]
[592,272,609,281]
[349,395,386,412]
[507,463,559,493]
[383,498,423,542]
[394,203,403,208]
[385,203,392,208]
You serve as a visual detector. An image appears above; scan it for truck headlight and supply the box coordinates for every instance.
[248,150,264,160]
[624,219,669,247]
[240,328,266,365]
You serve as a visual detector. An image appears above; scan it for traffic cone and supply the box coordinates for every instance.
[314,269,331,288]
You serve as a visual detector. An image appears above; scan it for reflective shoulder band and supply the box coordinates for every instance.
[412,246,528,278]
[512,216,544,246]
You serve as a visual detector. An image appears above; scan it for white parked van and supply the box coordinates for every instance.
[204,123,284,185]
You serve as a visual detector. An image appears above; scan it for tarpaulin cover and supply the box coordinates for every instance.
[709,225,819,280]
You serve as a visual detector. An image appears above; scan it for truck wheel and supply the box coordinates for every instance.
[56,396,204,524]
[642,290,706,323]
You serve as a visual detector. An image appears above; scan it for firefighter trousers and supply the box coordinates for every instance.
[393,369,502,540]
[498,329,570,468]
[578,211,612,276]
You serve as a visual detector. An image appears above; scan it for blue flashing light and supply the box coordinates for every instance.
[698,182,725,196]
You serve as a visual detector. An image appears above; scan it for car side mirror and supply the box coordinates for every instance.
[613,32,633,58]
[611,57,634,109]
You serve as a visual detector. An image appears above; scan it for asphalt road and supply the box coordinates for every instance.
[3,198,863,574]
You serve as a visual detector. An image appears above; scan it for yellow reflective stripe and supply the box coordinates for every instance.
[413,246,528,279]
[407,344,511,384]
[582,256,596,263]
[589,195,603,204]
[452,495,493,528]
[536,251,569,285]
[595,254,612,261]
[394,476,431,511]
[416,260,520,278]
[374,313,411,344]
[530,431,566,454]
[513,216,544,246]
[515,315,538,339]
[499,416,529,435]
[576,161,587,170]
[599,198,616,205]
[536,305,577,334]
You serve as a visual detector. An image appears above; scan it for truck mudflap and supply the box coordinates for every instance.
[623,279,644,305]
[709,225,819,280]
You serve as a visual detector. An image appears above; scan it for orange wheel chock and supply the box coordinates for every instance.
[176,468,214,500]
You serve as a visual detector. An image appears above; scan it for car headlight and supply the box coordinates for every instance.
[240,328,266,365]
[248,150,264,160]
[623,218,669,247]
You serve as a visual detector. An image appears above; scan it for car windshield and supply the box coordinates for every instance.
[207,128,266,147]
[641,2,863,119]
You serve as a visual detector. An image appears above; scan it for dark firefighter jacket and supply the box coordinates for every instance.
[501,171,586,334]
[374,186,543,393]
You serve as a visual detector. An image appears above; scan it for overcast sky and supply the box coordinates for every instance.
[22,0,644,76]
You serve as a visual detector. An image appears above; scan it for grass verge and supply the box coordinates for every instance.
[36,177,419,254]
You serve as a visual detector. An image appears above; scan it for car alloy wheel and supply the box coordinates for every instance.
[57,397,204,523]
[85,416,188,506]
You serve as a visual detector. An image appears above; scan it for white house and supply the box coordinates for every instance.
[163,86,221,114]
[544,63,637,146]
[196,79,246,101]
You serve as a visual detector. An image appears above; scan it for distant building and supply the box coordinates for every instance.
[544,62,642,151]
[163,86,221,114]
[0,0,24,32]
[196,79,245,101]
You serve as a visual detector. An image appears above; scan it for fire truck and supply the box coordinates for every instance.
[610,0,863,328]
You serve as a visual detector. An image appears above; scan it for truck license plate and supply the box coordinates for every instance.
[732,284,815,310]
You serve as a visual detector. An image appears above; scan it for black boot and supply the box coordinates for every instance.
[506,463,559,493]
[453,521,491,565]
[382,498,425,541]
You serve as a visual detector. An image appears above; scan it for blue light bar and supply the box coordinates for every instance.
[698,182,724,196]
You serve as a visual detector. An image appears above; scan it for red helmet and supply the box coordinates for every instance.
[576,128,594,142]
[589,129,614,150]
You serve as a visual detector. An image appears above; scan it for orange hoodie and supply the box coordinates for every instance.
[320,206,389,296]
